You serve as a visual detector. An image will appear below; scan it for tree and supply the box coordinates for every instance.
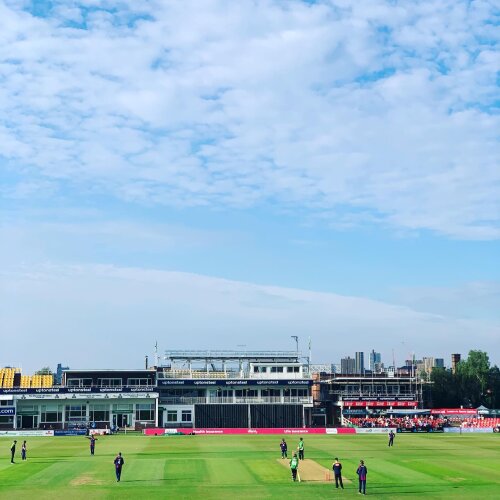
[486,365,500,408]
[35,367,53,375]
[430,367,459,407]
[456,350,491,407]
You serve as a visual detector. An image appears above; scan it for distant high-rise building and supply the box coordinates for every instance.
[435,358,444,369]
[369,350,382,372]
[355,352,365,374]
[451,354,461,374]
[341,356,356,375]
[422,357,435,374]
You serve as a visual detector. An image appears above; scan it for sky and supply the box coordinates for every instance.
[0,0,499,372]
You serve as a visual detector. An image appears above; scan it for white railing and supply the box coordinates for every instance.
[160,396,313,405]
[157,370,311,380]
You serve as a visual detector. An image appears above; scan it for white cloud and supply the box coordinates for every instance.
[0,0,499,238]
[392,281,500,321]
[1,262,499,371]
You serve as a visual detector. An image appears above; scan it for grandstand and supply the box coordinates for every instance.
[0,367,53,388]
[156,350,312,428]
[0,367,20,388]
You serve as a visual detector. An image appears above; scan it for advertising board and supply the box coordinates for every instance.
[0,430,54,437]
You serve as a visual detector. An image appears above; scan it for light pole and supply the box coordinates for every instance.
[291,336,299,355]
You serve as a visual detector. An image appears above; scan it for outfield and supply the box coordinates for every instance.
[0,433,499,499]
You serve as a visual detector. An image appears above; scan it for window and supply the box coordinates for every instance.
[253,366,259,373]
[112,404,133,412]
[89,404,110,422]
[98,378,122,387]
[290,389,308,397]
[41,404,63,423]
[181,410,192,422]
[259,366,267,373]
[235,389,257,398]
[167,410,177,423]
[66,404,87,421]
[67,378,93,387]
[136,403,155,421]
[127,378,152,387]
[17,405,38,415]
[261,389,281,397]
[270,366,284,373]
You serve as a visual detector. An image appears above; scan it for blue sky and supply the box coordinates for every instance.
[1,0,499,372]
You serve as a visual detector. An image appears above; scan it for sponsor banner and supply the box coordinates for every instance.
[192,428,325,435]
[144,427,365,436]
[443,427,493,433]
[430,409,477,415]
[336,428,356,434]
[144,428,166,435]
[355,428,397,434]
[157,379,312,387]
[15,392,158,400]
[0,387,157,395]
[344,401,417,407]
[344,396,415,402]
[0,430,54,437]
[342,409,368,415]
[0,407,15,416]
[54,430,87,436]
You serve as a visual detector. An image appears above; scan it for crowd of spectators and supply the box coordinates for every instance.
[348,416,446,431]
[349,415,500,431]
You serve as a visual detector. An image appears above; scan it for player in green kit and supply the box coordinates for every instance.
[297,437,304,460]
[289,452,299,481]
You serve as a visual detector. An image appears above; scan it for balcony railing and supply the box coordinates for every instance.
[63,385,154,391]
[160,396,313,405]
[330,391,417,398]
[157,370,310,380]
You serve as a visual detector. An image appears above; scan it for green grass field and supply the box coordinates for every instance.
[0,433,499,499]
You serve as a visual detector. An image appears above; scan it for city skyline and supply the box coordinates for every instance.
[1,1,499,372]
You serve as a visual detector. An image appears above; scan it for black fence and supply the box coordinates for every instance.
[194,404,303,428]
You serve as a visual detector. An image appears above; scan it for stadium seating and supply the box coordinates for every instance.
[459,417,500,428]
[0,367,19,388]
[349,416,500,430]
[0,368,53,388]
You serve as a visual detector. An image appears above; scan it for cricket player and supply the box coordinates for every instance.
[356,460,368,495]
[114,452,125,482]
[21,441,27,461]
[289,452,299,481]
[10,440,17,463]
[332,457,344,489]
[297,437,304,460]
[388,430,395,447]
[88,435,98,455]
[280,438,288,459]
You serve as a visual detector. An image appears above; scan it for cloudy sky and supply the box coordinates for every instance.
[1,0,499,372]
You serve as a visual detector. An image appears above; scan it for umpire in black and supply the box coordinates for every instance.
[10,440,17,463]
[332,457,344,489]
